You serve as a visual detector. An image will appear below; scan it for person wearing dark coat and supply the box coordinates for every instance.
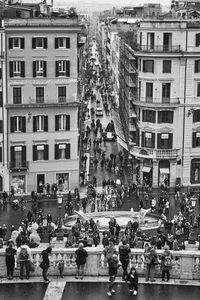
[107,254,121,297]
[126,266,138,295]
[5,241,16,279]
[118,239,131,280]
[41,246,52,282]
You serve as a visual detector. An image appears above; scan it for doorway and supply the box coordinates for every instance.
[37,174,45,193]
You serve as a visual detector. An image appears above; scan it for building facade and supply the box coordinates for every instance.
[5,18,81,194]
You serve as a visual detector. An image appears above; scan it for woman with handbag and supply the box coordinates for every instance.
[40,246,52,283]
[144,244,158,282]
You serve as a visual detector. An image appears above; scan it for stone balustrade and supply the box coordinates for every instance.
[0,247,200,280]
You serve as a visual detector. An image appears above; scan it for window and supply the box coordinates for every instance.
[196,33,200,47]
[146,82,153,102]
[163,60,171,73]
[143,60,154,73]
[33,61,47,77]
[142,110,156,123]
[55,144,71,159]
[157,133,173,149]
[147,32,154,50]
[142,132,155,148]
[10,146,26,168]
[13,87,22,104]
[58,86,66,103]
[33,145,49,161]
[10,116,26,133]
[33,115,48,132]
[9,61,25,78]
[56,60,70,77]
[36,87,44,103]
[191,159,200,183]
[193,110,200,122]
[162,83,170,103]
[197,83,200,97]
[55,37,70,49]
[163,33,172,51]
[32,37,48,49]
[192,132,200,147]
[195,60,200,73]
[158,111,173,123]
[9,37,25,49]
[55,115,70,131]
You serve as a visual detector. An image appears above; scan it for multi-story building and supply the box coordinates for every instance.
[5,17,81,194]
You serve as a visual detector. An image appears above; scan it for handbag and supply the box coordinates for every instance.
[29,261,35,272]
[39,261,47,270]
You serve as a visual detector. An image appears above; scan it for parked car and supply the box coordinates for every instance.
[105,131,116,141]
[96,107,103,117]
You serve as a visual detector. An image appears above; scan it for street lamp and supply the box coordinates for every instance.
[188,195,197,245]
[56,193,64,241]
[191,196,197,208]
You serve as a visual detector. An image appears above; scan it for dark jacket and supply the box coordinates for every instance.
[75,248,88,265]
[119,244,131,262]
[108,257,120,276]
[5,247,16,266]
[42,250,50,268]
[126,272,138,284]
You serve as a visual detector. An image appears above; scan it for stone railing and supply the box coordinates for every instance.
[0,247,200,280]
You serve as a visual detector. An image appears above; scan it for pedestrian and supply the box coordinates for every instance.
[75,242,88,279]
[17,240,32,280]
[58,259,64,278]
[40,246,52,282]
[126,266,138,295]
[161,245,172,282]
[107,254,121,297]
[144,244,158,282]
[5,241,16,280]
[103,239,117,262]
[118,239,131,280]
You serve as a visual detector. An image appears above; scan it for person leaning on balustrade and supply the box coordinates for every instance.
[75,242,88,279]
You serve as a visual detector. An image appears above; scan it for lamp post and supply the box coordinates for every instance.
[188,195,197,244]
[56,193,64,241]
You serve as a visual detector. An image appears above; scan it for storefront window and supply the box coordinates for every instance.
[56,173,69,192]
[191,159,200,184]
[11,175,25,194]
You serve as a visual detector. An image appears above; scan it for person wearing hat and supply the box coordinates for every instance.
[161,245,172,281]
[107,254,121,297]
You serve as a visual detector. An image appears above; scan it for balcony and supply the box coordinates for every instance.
[135,44,182,53]
[130,96,180,107]
[156,149,179,159]
[0,247,198,280]
[9,161,29,171]
[130,146,155,159]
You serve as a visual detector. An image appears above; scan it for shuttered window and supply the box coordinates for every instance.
[9,37,25,49]
[33,115,48,132]
[55,115,70,131]
[55,60,70,77]
[32,37,48,49]
[10,116,26,133]
[158,111,173,123]
[33,144,49,161]
[55,143,71,160]
[157,133,173,149]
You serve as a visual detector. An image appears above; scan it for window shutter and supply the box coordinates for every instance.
[9,38,13,49]
[66,115,70,130]
[142,110,145,121]
[21,38,25,49]
[21,116,26,132]
[192,132,196,148]
[44,38,48,49]
[141,132,145,147]
[21,61,25,77]
[33,61,36,77]
[43,61,47,77]
[33,116,37,132]
[152,133,155,148]
[10,146,15,162]
[10,117,15,133]
[0,120,2,133]
[66,60,70,77]
[66,37,70,48]
[44,145,49,160]
[0,68,2,79]
[55,61,59,77]
[0,147,2,162]
[22,146,26,162]
[9,61,13,78]
[32,38,36,49]
[55,144,58,160]
[65,143,70,159]
[55,115,59,131]
[158,112,162,123]
[55,38,58,49]
[168,133,173,149]
[170,111,174,123]
[196,33,200,47]
[157,133,161,148]
[33,145,37,161]
[44,116,48,132]
[0,91,3,107]
[193,110,197,123]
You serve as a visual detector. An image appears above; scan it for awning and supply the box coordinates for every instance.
[117,137,128,151]
[142,167,151,173]
[113,109,128,151]
[160,168,170,174]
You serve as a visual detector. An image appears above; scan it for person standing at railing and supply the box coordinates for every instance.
[75,242,88,279]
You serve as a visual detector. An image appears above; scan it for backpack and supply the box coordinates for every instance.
[19,247,29,260]
[164,255,172,267]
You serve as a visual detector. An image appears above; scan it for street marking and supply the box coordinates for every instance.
[43,281,66,300]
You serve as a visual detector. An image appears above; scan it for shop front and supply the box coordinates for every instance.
[191,158,200,184]
[11,174,26,194]
[159,160,170,186]
[56,173,69,192]
[142,159,153,187]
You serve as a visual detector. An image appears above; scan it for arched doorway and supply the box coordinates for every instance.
[159,160,170,186]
